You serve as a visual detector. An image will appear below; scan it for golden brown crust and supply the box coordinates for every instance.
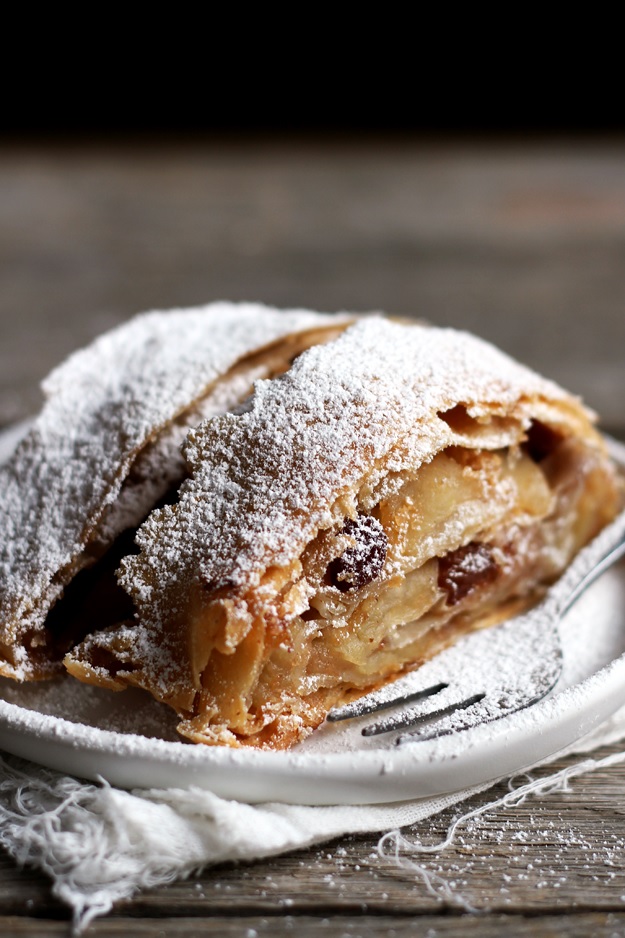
[0,304,350,681]
[64,318,621,749]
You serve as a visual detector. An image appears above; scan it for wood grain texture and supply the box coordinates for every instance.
[5,916,625,938]
[1,140,625,428]
[3,742,625,935]
[2,139,625,936]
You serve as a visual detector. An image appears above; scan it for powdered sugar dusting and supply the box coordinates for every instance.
[307,487,625,754]
[93,360,275,548]
[0,329,623,802]
[0,302,345,677]
[118,318,574,700]
[0,550,623,800]
[0,432,623,797]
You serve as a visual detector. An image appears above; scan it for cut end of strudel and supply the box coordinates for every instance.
[56,315,621,750]
[0,303,351,681]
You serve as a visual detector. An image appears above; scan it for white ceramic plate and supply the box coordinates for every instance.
[1,423,624,805]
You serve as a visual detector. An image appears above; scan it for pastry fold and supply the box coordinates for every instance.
[62,318,621,749]
[0,303,349,679]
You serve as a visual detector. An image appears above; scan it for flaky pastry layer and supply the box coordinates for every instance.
[0,304,350,679]
[61,318,621,749]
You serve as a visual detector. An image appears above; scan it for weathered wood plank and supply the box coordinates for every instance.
[109,743,625,918]
[2,140,625,934]
[1,142,625,427]
[4,912,625,937]
[3,742,625,924]
[0,852,62,916]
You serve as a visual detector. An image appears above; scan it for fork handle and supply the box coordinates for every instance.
[554,510,625,618]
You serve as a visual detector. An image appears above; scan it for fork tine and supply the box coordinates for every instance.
[394,680,561,744]
[362,692,486,737]
[321,505,625,745]
[327,681,448,723]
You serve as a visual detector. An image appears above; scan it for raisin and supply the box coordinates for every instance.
[327,515,388,593]
[438,542,498,606]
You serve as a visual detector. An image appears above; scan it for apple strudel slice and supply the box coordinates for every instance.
[0,303,349,680]
[64,318,622,749]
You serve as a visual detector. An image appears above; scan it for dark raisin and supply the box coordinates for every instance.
[327,515,388,593]
[438,542,498,606]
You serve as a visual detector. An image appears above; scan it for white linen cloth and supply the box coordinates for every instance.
[2,709,625,933]
[3,378,625,931]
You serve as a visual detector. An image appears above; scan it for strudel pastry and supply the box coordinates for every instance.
[55,315,621,750]
[0,303,350,680]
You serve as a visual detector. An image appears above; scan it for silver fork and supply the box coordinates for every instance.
[327,506,625,744]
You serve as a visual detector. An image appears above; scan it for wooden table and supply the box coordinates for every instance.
[1,136,625,937]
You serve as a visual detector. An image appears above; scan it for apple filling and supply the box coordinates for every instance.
[178,426,620,747]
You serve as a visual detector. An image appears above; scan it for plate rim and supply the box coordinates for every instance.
[1,423,624,804]
[2,647,625,804]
